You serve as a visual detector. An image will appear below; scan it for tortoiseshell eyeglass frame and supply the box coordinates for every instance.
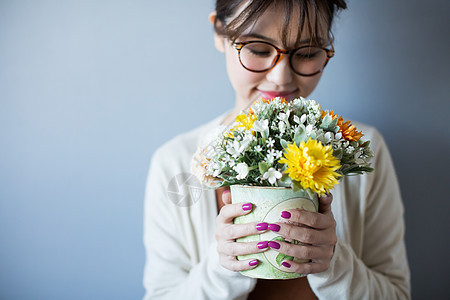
[232,40,335,77]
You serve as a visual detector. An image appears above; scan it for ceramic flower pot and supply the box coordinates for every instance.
[230,185,319,279]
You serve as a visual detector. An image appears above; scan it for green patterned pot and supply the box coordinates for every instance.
[230,185,319,279]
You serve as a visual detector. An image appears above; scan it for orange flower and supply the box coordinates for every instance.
[322,110,363,142]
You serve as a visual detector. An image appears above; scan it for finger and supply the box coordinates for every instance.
[280,209,335,230]
[267,241,331,261]
[272,223,335,245]
[217,240,270,256]
[218,222,268,240]
[279,259,330,274]
[222,188,232,205]
[217,202,253,224]
[319,192,333,214]
[219,255,260,272]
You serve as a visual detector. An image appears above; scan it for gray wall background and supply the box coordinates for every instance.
[1,0,449,299]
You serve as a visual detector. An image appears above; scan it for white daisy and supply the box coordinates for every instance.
[263,167,282,184]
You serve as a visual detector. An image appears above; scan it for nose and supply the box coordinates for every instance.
[266,55,293,85]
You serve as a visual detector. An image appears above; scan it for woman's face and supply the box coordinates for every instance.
[213,4,328,111]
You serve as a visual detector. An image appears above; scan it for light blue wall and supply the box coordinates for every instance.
[1,0,449,299]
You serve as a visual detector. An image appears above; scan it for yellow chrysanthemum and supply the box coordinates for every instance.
[279,139,341,196]
[322,110,363,142]
[235,114,256,130]
[224,114,257,138]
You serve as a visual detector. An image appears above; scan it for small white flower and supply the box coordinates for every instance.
[222,154,231,163]
[275,150,283,159]
[267,149,277,157]
[354,151,365,164]
[346,146,355,154]
[293,115,301,124]
[240,134,253,149]
[335,132,343,140]
[263,167,282,184]
[266,137,275,148]
[324,132,334,143]
[254,145,263,152]
[234,162,249,180]
[277,111,290,123]
[300,114,307,124]
[278,121,286,134]
[266,155,275,164]
[226,140,242,157]
[253,119,269,133]
[251,102,265,114]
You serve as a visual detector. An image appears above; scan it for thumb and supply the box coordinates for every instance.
[319,192,333,214]
[222,188,232,205]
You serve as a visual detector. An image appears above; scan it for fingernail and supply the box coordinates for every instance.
[249,259,259,266]
[268,224,280,232]
[223,189,230,195]
[268,241,280,249]
[242,203,252,211]
[257,241,268,249]
[256,223,268,231]
[282,261,291,268]
[281,211,291,219]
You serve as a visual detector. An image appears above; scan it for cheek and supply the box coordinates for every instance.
[296,74,323,97]
[226,55,264,88]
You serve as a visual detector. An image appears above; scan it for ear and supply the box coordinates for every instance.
[209,11,225,53]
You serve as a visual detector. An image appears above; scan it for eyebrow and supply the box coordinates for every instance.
[238,33,318,47]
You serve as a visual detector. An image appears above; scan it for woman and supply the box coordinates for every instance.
[143,1,410,299]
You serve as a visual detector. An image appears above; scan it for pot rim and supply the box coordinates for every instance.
[230,184,292,190]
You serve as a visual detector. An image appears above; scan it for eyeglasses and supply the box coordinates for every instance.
[232,41,334,77]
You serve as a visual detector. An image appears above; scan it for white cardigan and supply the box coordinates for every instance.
[143,113,411,299]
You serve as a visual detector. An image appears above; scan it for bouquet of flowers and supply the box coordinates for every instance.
[192,97,374,196]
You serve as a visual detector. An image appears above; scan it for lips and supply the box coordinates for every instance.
[258,90,297,100]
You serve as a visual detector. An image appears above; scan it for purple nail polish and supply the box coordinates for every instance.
[242,203,252,211]
[268,241,281,249]
[268,224,280,232]
[256,223,268,231]
[257,241,268,249]
[282,261,291,268]
[281,211,291,219]
[249,259,258,266]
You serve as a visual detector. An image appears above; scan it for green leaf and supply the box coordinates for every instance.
[271,236,286,242]
[292,180,303,192]
[258,161,269,175]
[279,172,291,183]
[333,148,343,159]
[322,114,333,126]
[276,253,294,266]
[294,126,307,145]
[306,189,317,202]
[263,128,269,139]
[320,114,339,131]
[280,139,288,149]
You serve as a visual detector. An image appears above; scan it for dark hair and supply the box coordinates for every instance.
[214,0,347,47]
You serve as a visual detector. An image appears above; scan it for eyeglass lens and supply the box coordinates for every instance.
[239,42,328,76]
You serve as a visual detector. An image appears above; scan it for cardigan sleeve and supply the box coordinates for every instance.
[142,147,256,300]
[307,129,411,299]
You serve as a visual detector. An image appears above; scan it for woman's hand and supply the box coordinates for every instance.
[267,193,337,274]
[215,190,270,271]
